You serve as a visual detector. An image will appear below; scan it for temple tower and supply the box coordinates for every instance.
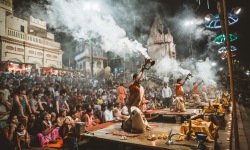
[147,14,176,62]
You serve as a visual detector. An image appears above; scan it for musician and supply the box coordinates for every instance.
[175,74,191,112]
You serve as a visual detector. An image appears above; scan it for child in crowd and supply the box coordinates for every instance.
[16,122,31,149]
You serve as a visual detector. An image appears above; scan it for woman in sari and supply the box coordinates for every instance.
[37,112,60,147]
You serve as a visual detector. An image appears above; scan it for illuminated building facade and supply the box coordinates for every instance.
[0,0,63,73]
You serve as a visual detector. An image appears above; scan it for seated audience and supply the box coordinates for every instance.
[37,112,60,147]
[16,122,31,149]
[103,103,115,122]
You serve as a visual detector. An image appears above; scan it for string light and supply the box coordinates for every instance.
[205,13,239,29]
[218,46,237,53]
[220,52,236,59]
[213,33,238,44]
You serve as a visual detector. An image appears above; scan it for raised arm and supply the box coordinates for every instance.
[180,76,189,86]
[135,64,145,83]
[197,80,204,87]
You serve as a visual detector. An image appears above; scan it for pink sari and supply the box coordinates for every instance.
[37,121,60,147]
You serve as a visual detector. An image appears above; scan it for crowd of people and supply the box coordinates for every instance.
[0,68,231,149]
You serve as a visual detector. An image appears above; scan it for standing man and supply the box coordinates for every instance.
[162,83,172,108]
[192,80,204,104]
[116,83,127,105]
[175,74,191,112]
[122,63,150,133]
[128,65,147,112]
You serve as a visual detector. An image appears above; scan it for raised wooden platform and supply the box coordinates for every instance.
[144,108,201,122]
[83,122,214,150]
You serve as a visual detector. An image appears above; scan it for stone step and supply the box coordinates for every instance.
[242,106,250,149]
[237,103,250,150]
[239,104,249,121]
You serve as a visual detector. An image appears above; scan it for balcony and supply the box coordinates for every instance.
[6,28,61,49]
[7,28,25,41]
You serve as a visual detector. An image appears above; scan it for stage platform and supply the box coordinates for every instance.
[83,122,214,150]
[144,108,201,122]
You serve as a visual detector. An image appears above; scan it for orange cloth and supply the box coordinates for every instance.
[46,138,63,148]
[128,82,142,110]
[178,120,217,142]
[192,85,200,95]
[176,83,184,96]
[116,86,127,105]
[86,122,118,132]
[176,83,186,102]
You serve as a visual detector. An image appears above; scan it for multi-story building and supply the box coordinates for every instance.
[0,0,63,73]
[74,41,107,77]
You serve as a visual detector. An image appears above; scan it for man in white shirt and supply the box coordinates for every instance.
[103,103,115,122]
[121,103,129,116]
[162,83,172,108]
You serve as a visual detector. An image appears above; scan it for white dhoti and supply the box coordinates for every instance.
[175,96,186,112]
[122,106,150,133]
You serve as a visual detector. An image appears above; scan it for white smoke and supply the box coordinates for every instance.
[21,0,219,86]
[153,57,218,87]
[154,57,190,78]
[41,0,148,58]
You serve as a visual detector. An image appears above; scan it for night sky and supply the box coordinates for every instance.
[12,0,250,69]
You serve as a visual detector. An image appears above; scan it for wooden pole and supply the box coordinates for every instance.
[221,0,239,149]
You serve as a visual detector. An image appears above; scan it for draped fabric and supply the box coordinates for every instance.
[175,96,186,112]
[176,84,184,97]
[128,82,140,110]
[192,85,200,95]
[116,86,127,105]
[178,120,217,142]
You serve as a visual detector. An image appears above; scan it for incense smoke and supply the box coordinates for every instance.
[31,0,155,59]
[15,0,219,86]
